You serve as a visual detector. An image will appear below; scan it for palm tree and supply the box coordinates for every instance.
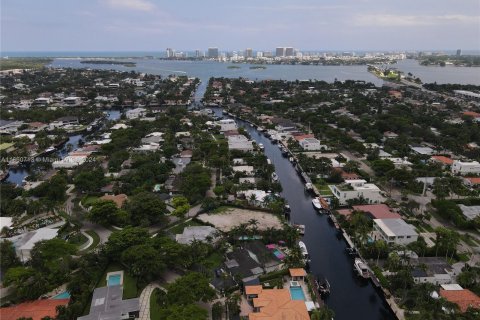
[248,218,259,234]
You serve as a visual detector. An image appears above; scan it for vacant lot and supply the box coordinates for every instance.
[198,207,283,232]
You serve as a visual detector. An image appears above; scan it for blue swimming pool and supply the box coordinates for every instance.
[107,274,121,286]
[289,286,306,301]
[52,291,70,299]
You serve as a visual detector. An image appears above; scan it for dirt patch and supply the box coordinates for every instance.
[197,207,283,232]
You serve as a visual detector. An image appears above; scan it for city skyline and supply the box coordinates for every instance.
[1,0,479,52]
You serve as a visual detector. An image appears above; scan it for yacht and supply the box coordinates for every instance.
[312,198,322,210]
[304,182,313,192]
[315,274,331,296]
[271,172,278,181]
[294,224,305,235]
[354,258,370,279]
[298,241,310,261]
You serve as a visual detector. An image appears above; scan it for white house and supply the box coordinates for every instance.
[451,160,480,175]
[8,227,59,262]
[228,135,254,152]
[372,219,418,245]
[52,155,88,168]
[63,96,82,106]
[216,119,237,132]
[329,179,385,205]
[238,189,268,207]
[299,138,321,151]
[126,107,147,119]
[232,165,255,176]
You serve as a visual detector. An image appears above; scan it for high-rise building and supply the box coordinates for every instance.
[276,47,285,57]
[208,47,219,58]
[456,49,462,56]
[195,50,202,58]
[166,48,175,58]
[256,51,263,58]
[245,48,253,58]
[285,47,294,57]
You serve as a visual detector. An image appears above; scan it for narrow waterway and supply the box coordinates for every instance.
[224,112,394,320]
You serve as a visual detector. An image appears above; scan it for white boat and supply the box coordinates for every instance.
[312,198,322,210]
[354,258,370,279]
[305,182,313,191]
[271,172,278,181]
[44,146,56,154]
[294,224,305,235]
[258,143,264,150]
[298,241,310,261]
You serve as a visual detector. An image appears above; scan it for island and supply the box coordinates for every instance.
[80,60,136,67]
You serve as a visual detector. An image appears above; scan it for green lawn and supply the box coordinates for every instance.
[314,183,334,196]
[68,232,88,247]
[81,195,100,207]
[79,230,100,253]
[150,288,166,320]
[169,219,204,234]
[97,263,141,299]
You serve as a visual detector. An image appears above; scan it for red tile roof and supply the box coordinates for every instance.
[463,111,480,118]
[352,204,401,219]
[440,289,480,312]
[465,177,480,185]
[431,155,454,165]
[0,299,69,320]
[293,134,315,142]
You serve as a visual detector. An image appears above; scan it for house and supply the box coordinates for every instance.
[63,96,82,105]
[329,179,385,205]
[238,190,268,207]
[247,287,310,320]
[0,120,24,134]
[8,227,59,262]
[271,118,296,132]
[383,131,399,139]
[51,116,79,128]
[430,155,454,167]
[232,165,255,176]
[100,194,128,208]
[126,107,147,119]
[78,285,139,320]
[175,226,218,245]
[215,119,237,132]
[372,219,418,245]
[439,288,480,313]
[299,137,321,151]
[32,97,51,106]
[463,177,480,188]
[386,157,413,169]
[352,204,401,220]
[141,132,164,144]
[289,268,307,281]
[451,160,480,175]
[24,122,48,133]
[458,204,480,221]
[228,135,254,152]
[0,298,70,320]
[171,156,191,174]
[412,257,457,285]
[111,123,130,130]
[410,146,435,156]
[52,153,90,168]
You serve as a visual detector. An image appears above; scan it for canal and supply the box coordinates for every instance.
[228,113,395,320]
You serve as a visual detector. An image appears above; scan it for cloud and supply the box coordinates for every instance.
[103,0,155,11]
[353,14,480,27]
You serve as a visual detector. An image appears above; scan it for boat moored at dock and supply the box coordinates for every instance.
[354,258,370,279]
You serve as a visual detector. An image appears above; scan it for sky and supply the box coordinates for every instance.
[1,0,480,52]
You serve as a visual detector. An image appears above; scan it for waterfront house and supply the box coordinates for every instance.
[0,120,24,134]
[451,160,480,175]
[0,298,69,320]
[439,288,480,313]
[372,219,418,245]
[215,119,237,132]
[126,107,147,119]
[412,257,457,285]
[329,179,385,206]
[246,286,310,320]
[228,135,254,152]
[299,137,322,151]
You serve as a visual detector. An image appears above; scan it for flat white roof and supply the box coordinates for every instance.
[374,219,418,237]
[0,217,14,229]
[441,284,464,291]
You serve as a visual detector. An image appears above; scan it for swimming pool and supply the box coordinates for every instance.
[52,291,70,299]
[107,274,121,286]
[273,249,285,260]
[289,286,306,301]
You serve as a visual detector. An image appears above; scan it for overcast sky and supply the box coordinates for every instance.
[2,0,479,52]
